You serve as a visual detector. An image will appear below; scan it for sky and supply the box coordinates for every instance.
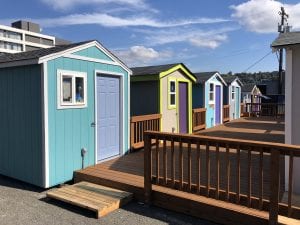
[1,0,300,73]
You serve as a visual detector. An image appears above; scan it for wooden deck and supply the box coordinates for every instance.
[74,118,299,225]
[197,117,285,143]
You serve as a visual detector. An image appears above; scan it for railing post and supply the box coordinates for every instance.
[144,132,152,204]
[269,149,280,225]
[130,120,134,151]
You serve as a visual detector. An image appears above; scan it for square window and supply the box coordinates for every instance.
[58,70,87,109]
[169,80,176,107]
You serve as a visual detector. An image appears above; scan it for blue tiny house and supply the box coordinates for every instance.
[193,72,227,128]
[222,76,243,120]
[0,40,131,188]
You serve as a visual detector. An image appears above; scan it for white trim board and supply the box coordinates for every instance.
[42,62,49,188]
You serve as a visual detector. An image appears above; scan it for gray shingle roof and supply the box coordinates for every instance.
[242,83,256,92]
[271,32,300,47]
[131,63,180,76]
[222,75,243,86]
[0,40,93,64]
[194,71,218,84]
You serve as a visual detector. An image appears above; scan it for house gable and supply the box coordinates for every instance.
[72,46,114,62]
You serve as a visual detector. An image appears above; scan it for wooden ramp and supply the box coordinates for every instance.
[46,181,133,218]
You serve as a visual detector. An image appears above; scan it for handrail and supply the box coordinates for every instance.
[144,131,300,224]
[130,114,161,150]
[223,104,230,122]
[245,103,285,117]
[192,108,206,132]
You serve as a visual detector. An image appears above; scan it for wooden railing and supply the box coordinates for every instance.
[240,103,246,117]
[192,108,206,132]
[144,131,300,224]
[245,103,285,117]
[130,114,161,150]
[223,105,230,122]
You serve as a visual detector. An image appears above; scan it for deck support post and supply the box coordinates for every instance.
[269,149,280,225]
[144,132,152,204]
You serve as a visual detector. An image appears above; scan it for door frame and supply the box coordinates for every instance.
[215,84,222,126]
[176,79,191,133]
[94,70,124,163]
[177,80,189,133]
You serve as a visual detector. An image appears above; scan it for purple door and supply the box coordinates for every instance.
[179,82,188,133]
[215,85,221,125]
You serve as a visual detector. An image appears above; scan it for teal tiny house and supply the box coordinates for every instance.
[192,72,227,128]
[0,40,131,188]
[222,76,243,120]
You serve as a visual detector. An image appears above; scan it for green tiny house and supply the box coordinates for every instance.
[0,40,131,188]
[130,63,196,134]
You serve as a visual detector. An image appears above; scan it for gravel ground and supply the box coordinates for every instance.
[0,175,220,225]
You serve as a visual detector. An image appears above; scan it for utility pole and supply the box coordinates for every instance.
[278,7,289,95]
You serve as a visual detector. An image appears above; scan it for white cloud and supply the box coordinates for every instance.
[141,27,237,49]
[114,45,173,65]
[32,13,229,28]
[231,0,300,33]
[40,0,149,11]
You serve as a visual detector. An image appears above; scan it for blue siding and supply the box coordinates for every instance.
[192,84,204,108]
[0,65,43,187]
[205,76,223,128]
[73,46,113,62]
[47,47,129,187]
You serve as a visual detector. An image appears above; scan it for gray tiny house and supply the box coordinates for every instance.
[0,40,131,188]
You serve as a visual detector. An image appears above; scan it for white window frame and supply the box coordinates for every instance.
[169,80,176,108]
[57,69,87,109]
[209,83,214,104]
[231,86,235,101]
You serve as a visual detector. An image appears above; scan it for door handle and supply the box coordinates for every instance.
[91,122,96,127]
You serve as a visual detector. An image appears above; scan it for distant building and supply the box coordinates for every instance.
[0,20,70,53]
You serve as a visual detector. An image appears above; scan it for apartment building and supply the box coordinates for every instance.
[0,20,70,53]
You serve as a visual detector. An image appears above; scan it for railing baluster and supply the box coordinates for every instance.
[179,139,183,190]
[216,143,220,200]
[188,140,192,192]
[171,138,175,188]
[236,145,240,204]
[247,148,252,207]
[144,132,152,204]
[163,138,167,185]
[155,137,160,185]
[197,141,201,194]
[226,144,230,201]
[288,151,294,217]
[269,149,280,225]
[206,142,210,197]
[259,147,264,210]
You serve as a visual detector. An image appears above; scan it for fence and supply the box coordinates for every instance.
[245,103,285,117]
[130,114,161,150]
[223,105,230,122]
[144,131,300,224]
[192,108,206,132]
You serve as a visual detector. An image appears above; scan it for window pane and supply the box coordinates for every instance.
[170,81,175,93]
[75,77,84,103]
[210,83,214,92]
[170,94,175,105]
[62,76,72,103]
[209,92,214,101]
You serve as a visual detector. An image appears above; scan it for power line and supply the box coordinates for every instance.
[243,51,273,72]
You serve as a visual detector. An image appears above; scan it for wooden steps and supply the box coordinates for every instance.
[46,181,133,218]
